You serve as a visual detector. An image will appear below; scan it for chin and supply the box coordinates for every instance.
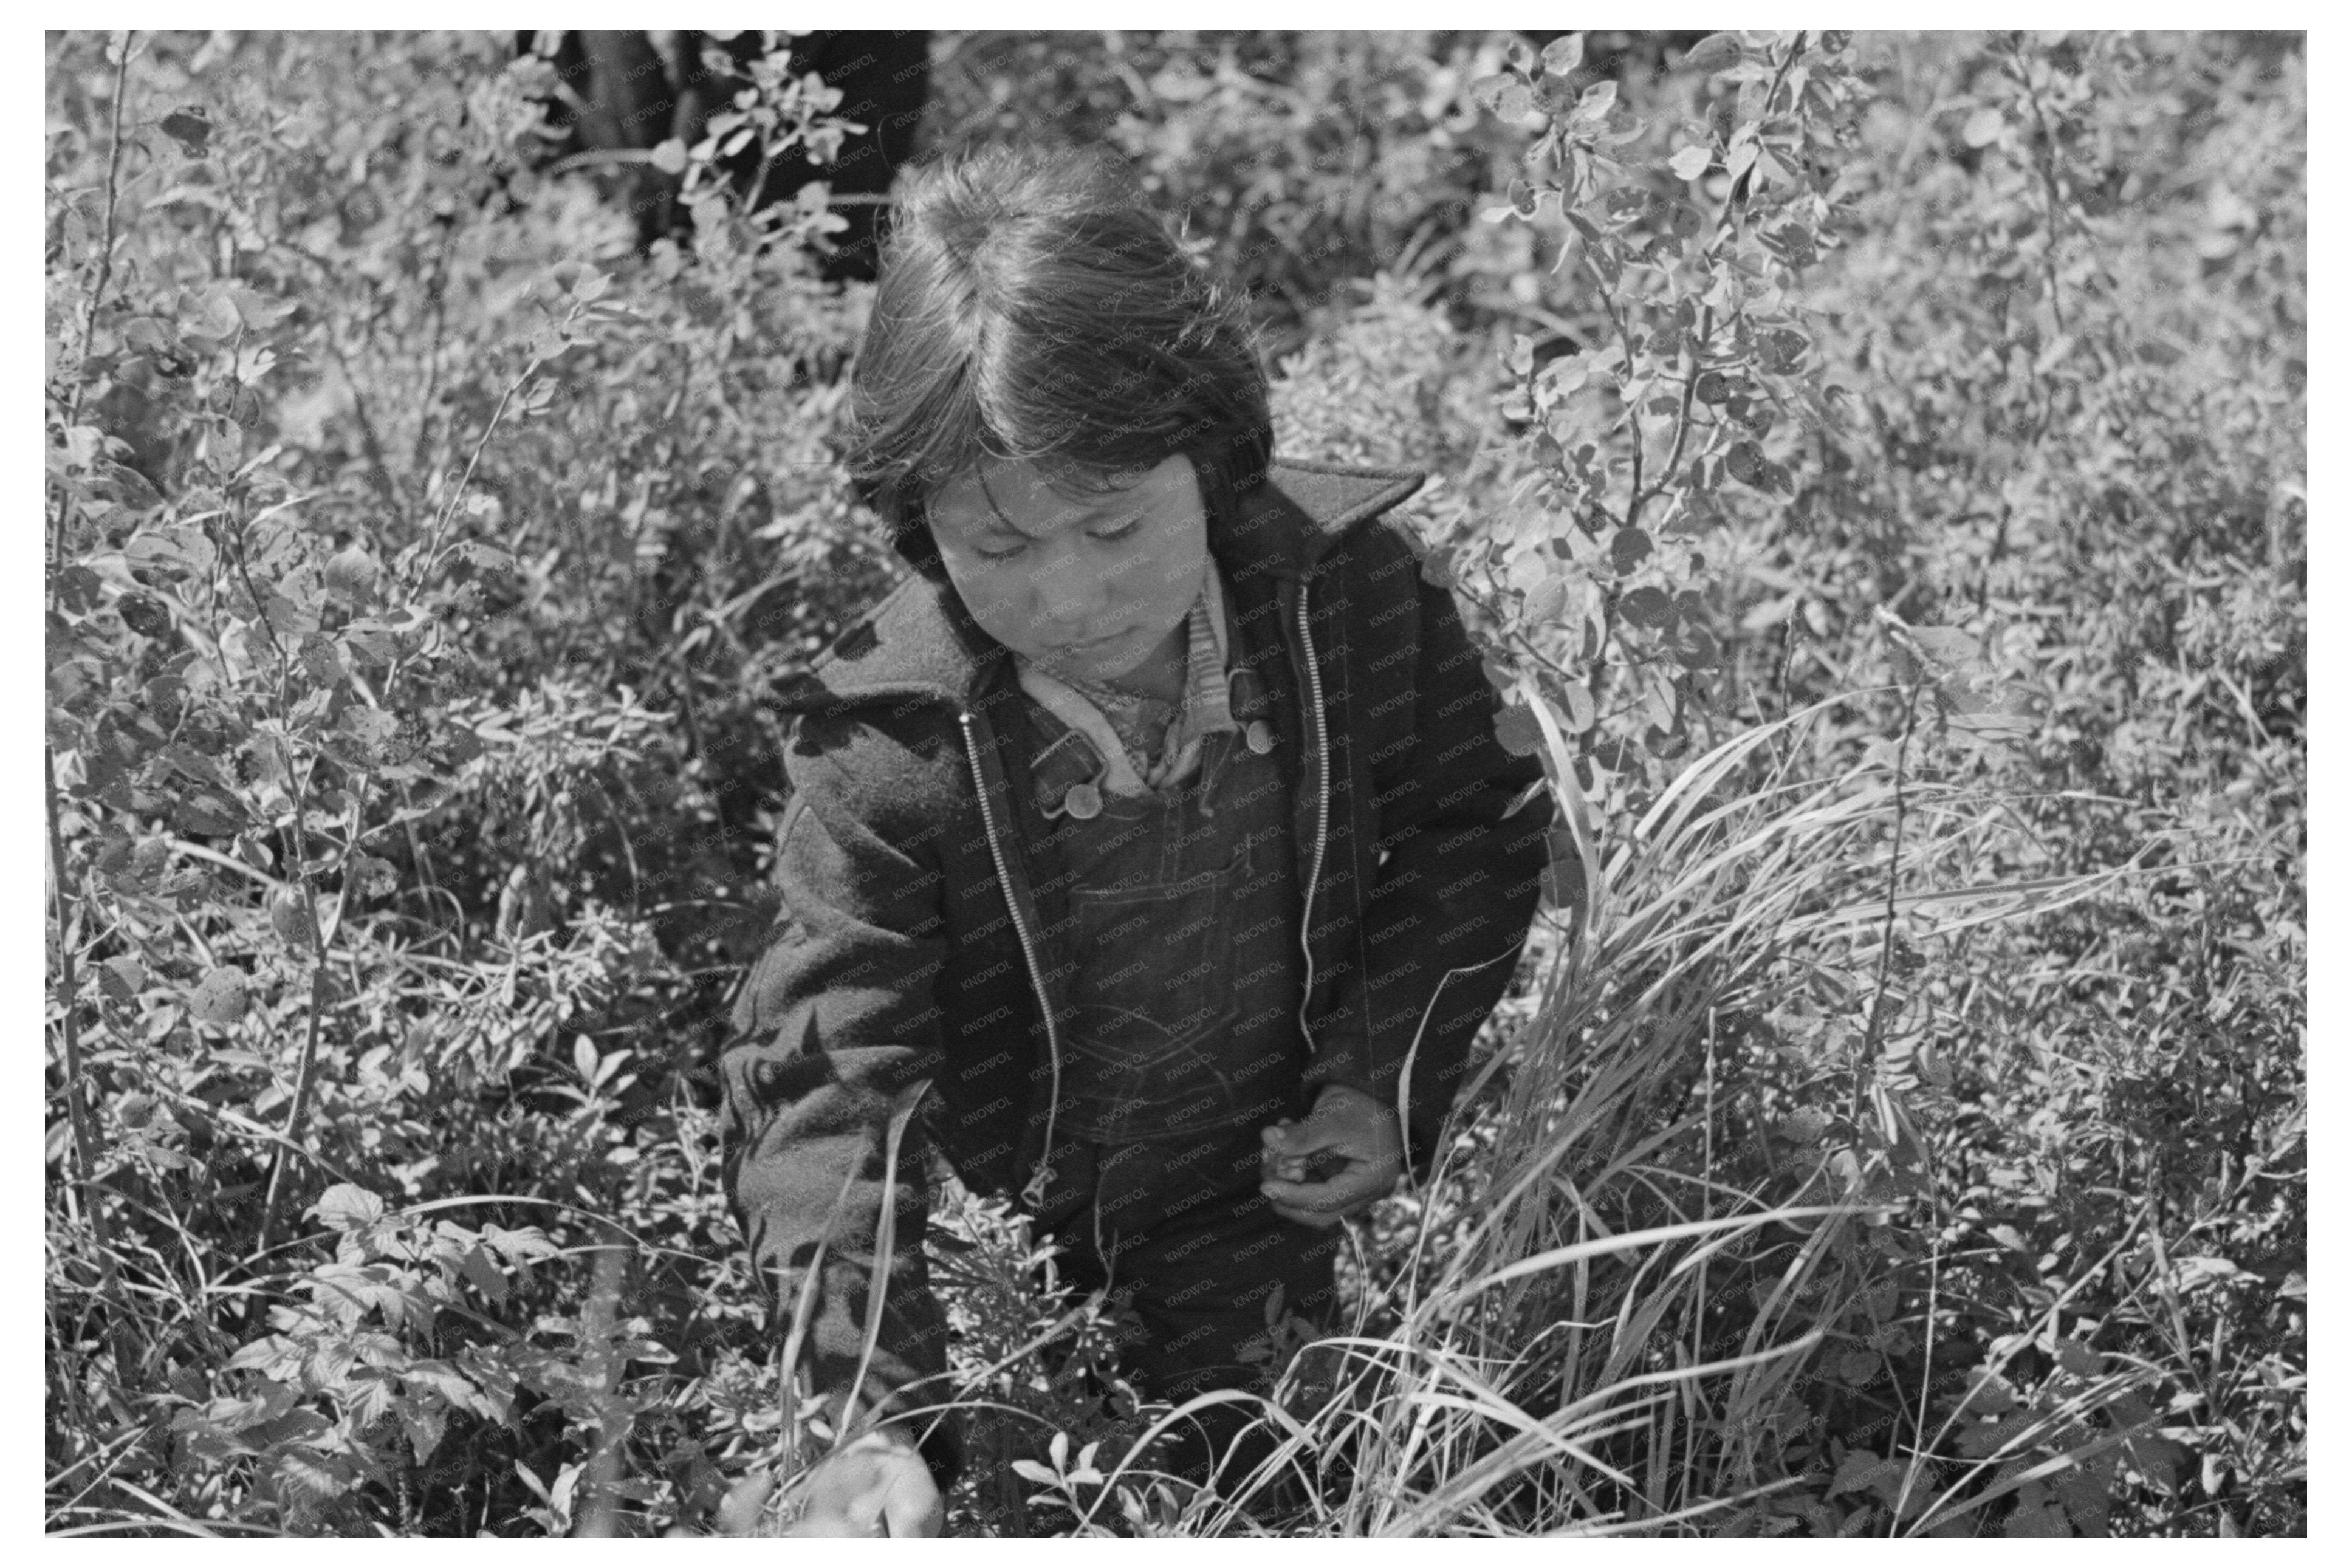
[1045,628,1134,669]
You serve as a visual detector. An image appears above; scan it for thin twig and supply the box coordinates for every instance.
[1860,671,1924,1103]
[44,29,138,1375]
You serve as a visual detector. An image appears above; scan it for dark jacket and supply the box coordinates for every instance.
[720,458,1554,1427]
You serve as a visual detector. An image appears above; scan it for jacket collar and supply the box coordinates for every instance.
[773,459,1427,715]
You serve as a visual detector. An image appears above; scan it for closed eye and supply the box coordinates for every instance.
[975,518,1143,562]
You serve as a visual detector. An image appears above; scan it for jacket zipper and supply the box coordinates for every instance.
[957,709,1065,1208]
[1292,581,1329,1054]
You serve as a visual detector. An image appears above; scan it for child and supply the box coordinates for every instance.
[720,142,1554,1536]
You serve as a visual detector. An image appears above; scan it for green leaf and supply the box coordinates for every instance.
[345,1369,396,1431]
[1559,679,1594,734]
[2111,1391,2187,1491]
[312,1183,387,1233]
[1493,704,1545,758]
[346,853,398,900]
[1963,106,2004,148]
[1760,326,1811,372]
[329,706,401,769]
[454,541,517,575]
[117,591,173,638]
[1671,624,1720,670]
[160,106,213,157]
[482,1223,558,1264]
[1829,1449,1900,1500]
[460,1244,511,1304]
[1524,575,1569,625]
[1958,1368,2019,1416]
[1467,73,1516,114]
[1668,144,1713,180]
[1610,527,1653,575]
[323,544,379,604]
[196,287,243,343]
[1909,625,1982,672]
[400,1400,448,1467]
[1539,33,1585,77]
[1619,586,1673,628]
[55,564,105,614]
[1762,222,1819,269]
[225,1335,293,1374]
[297,631,343,685]
[269,888,318,951]
[649,137,688,175]
[125,533,193,580]
[188,967,249,1026]
[100,955,148,1002]
[1781,1108,1829,1145]
[262,591,318,639]
[1680,32,1743,74]
[1724,441,1767,487]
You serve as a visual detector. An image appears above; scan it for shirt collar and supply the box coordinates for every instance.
[1012,561,1235,796]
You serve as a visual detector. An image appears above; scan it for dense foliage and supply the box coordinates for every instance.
[45,29,2302,1538]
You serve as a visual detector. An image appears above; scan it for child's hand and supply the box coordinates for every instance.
[784,1429,944,1538]
[1258,1084,1404,1228]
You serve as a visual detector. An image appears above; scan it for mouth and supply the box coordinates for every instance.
[1056,628,1129,654]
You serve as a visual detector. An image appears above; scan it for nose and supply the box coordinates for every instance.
[1027,546,1114,639]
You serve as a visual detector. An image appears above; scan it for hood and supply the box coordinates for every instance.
[772,459,1427,716]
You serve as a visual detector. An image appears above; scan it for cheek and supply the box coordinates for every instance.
[1140,526,1208,607]
[941,561,1028,639]
[964,578,1048,645]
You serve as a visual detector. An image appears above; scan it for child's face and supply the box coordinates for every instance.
[928,454,1209,685]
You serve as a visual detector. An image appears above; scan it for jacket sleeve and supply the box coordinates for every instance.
[1302,519,1555,1173]
[719,708,956,1449]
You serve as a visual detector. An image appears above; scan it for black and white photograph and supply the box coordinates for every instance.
[39,22,2309,1539]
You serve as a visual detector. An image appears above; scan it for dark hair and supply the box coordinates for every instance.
[842,142,1272,570]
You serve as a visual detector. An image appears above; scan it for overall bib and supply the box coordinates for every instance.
[1009,663,1344,1470]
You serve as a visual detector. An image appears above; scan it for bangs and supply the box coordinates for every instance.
[841,144,1270,537]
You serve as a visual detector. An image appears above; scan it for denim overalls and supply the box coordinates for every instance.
[1003,658,1344,1428]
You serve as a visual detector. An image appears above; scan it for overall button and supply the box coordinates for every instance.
[1063,782,1103,820]
[1245,719,1275,755]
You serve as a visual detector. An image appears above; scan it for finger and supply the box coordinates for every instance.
[1260,1173,1376,1214]
[1274,1113,1349,1149]
[1267,1197,1348,1228]
[885,1474,945,1538]
[784,1508,874,1539]
[713,1471,776,1535]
